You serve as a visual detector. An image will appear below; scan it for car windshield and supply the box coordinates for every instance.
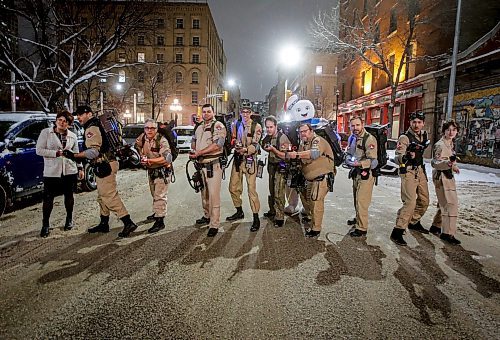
[122,126,144,138]
[0,120,17,137]
[175,129,194,137]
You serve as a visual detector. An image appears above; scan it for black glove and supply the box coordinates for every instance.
[62,149,76,160]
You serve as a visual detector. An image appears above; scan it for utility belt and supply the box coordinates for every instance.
[234,154,256,173]
[198,158,220,178]
[348,167,371,180]
[301,172,335,200]
[148,167,171,182]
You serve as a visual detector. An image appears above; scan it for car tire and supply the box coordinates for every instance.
[0,184,8,218]
[82,164,97,191]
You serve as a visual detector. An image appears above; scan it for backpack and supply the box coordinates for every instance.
[96,110,124,155]
[277,121,301,150]
[314,121,345,167]
[212,115,232,158]
[138,124,178,162]
[363,123,390,176]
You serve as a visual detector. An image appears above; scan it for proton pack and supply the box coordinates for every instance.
[363,123,390,177]
[137,123,178,162]
[94,109,135,162]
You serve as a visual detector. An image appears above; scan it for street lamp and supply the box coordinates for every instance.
[335,89,340,128]
[169,98,182,126]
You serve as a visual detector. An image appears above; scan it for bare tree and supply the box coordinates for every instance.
[309,1,450,128]
[0,0,148,112]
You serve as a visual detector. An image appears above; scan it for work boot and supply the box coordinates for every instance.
[88,215,110,233]
[264,196,275,218]
[429,225,441,235]
[196,216,210,225]
[207,227,218,237]
[40,224,50,238]
[347,218,357,226]
[408,221,429,234]
[263,211,276,218]
[250,213,260,232]
[440,233,461,245]
[302,215,311,223]
[226,207,244,221]
[390,228,407,246]
[349,229,367,237]
[146,213,156,221]
[148,217,165,233]
[274,220,284,228]
[305,229,320,238]
[118,215,138,238]
[64,216,73,231]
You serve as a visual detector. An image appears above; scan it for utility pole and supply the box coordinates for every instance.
[10,71,16,112]
[446,0,462,120]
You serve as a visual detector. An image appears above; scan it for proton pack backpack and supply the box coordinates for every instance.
[314,121,345,167]
[138,124,178,162]
[363,123,390,177]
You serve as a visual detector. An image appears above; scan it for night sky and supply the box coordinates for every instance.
[209,0,335,101]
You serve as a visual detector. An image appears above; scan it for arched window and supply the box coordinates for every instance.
[175,71,183,83]
[157,71,163,83]
[192,71,199,84]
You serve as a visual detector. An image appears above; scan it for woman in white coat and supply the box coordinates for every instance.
[36,111,83,237]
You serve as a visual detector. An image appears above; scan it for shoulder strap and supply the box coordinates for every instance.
[251,120,257,136]
[155,133,162,149]
[361,132,370,151]
[275,131,282,149]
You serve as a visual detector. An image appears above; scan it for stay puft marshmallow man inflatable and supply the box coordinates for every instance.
[283,94,316,122]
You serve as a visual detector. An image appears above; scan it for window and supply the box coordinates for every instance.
[389,8,397,34]
[156,53,164,63]
[314,85,322,95]
[118,70,126,83]
[157,71,163,83]
[137,52,145,63]
[192,19,200,29]
[374,22,380,44]
[175,53,183,63]
[362,68,372,94]
[315,65,323,74]
[192,36,200,46]
[137,91,144,103]
[137,71,144,83]
[191,54,200,63]
[176,18,184,29]
[191,91,198,104]
[361,71,366,91]
[137,35,145,46]
[176,36,183,46]
[157,36,165,46]
[176,90,182,98]
[192,71,199,84]
[175,72,183,83]
[19,122,48,141]
[157,18,165,28]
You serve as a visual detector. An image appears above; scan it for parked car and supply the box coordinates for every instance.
[380,138,399,176]
[0,111,96,217]
[173,125,194,152]
[119,123,142,168]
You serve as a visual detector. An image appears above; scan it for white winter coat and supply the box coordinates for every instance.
[36,127,79,177]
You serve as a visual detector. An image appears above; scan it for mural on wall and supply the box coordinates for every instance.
[453,87,500,166]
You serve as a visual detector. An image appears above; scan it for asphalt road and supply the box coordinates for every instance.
[1,154,499,339]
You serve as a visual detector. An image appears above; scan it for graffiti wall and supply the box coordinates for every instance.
[453,87,500,167]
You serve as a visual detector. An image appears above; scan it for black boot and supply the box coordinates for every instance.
[40,224,50,238]
[146,213,156,221]
[250,213,260,232]
[64,216,73,231]
[408,221,429,234]
[274,220,284,228]
[148,217,165,233]
[226,207,244,221]
[207,227,218,237]
[118,215,138,238]
[347,217,357,226]
[390,228,407,246]
[349,229,367,237]
[88,215,110,233]
[263,196,275,218]
[429,225,441,235]
[305,229,320,238]
[196,216,210,225]
[440,233,461,245]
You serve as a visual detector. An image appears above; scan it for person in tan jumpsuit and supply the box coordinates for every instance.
[344,116,378,237]
[226,108,262,232]
[430,121,461,245]
[287,123,334,237]
[190,103,227,237]
[390,111,430,246]
[135,119,172,233]
[73,105,138,238]
[262,115,291,227]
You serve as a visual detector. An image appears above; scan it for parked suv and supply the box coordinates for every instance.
[173,125,194,152]
[0,112,96,217]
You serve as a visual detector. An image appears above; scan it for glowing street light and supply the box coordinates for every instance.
[278,44,302,69]
[169,98,182,112]
[227,79,236,87]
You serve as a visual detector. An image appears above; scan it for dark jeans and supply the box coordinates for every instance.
[42,174,77,227]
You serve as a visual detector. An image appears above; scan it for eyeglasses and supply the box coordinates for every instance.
[144,126,157,130]
[241,110,251,114]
